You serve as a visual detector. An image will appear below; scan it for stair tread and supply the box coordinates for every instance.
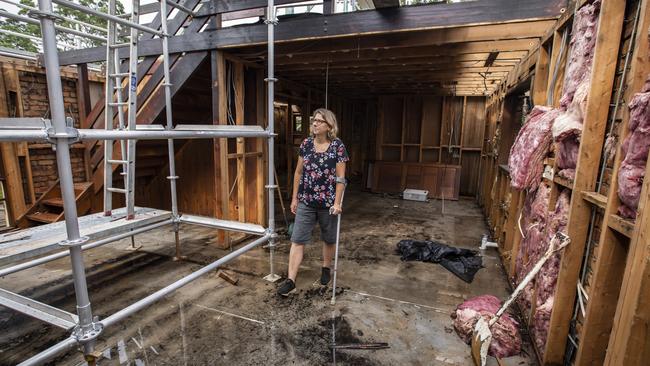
[26,212,60,223]
[42,198,64,207]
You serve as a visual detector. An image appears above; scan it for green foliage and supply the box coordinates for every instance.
[0,0,124,51]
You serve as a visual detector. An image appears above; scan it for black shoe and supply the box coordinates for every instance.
[320,267,331,286]
[277,279,296,297]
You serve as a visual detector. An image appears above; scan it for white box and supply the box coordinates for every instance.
[403,188,429,202]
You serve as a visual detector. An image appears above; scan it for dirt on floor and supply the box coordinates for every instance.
[0,187,537,366]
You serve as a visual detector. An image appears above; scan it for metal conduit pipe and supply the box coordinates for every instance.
[100,234,271,327]
[17,336,78,366]
[0,219,173,277]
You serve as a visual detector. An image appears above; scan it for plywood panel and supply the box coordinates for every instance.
[372,162,402,193]
[462,97,486,148]
[442,96,464,147]
[421,96,443,147]
[460,151,481,196]
[381,96,403,144]
[404,96,423,144]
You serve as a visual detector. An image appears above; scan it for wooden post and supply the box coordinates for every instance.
[234,62,246,223]
[256,69,267,226]
[77,63,93,181]
[211,50,230,248]
[604,132,650,366]
[532,42,550,106]
[543,0,626,363]
[0,66,27,224]
[574,1,650,364]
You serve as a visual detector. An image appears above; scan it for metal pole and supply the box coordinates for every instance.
[0,10,105,42]
[0,0,107,33]
[51,0,163,36]
[103,0,117,216]
[0,220,173,277]
[163,0,197,17]
[36,0,99,355]
[125,0,140,220]
[76,128,272,140]
[0,130,48,141]
[330,186,345,305]
[263,0,280,283]
[160,0,181,258]
[100,234,271,328]
[17,336,78,366]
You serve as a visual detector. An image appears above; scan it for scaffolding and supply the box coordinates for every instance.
[0,0,279,364]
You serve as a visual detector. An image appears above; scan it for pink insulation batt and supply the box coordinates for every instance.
[618,83,650,218]
[509,107,561,190]
[553,0,601,178]
[451,295,522,359]
[531,190,571,356]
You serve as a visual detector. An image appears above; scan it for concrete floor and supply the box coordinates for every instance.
[0,189,536,365]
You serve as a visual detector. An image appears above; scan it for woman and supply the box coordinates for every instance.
[277,108,349,296]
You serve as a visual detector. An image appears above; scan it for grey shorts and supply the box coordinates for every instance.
[291,202,337,245]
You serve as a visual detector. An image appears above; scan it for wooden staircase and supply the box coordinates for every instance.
[17,181,93,227]
[81,4,210,210]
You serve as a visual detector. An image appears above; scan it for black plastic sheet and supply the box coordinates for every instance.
[396,240,483,283]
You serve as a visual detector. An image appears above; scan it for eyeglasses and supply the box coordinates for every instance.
[312,118,329,126]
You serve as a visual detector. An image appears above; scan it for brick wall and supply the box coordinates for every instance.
[19,71,88,196]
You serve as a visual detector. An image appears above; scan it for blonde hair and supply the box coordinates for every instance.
[310,108,338,140]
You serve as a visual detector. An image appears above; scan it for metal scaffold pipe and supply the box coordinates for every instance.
[51,0,163,36]
[0,0,107,33]
[0,9,105,42]
[100,234,271,327]
[36,0,99,356]
[263,0,280,283]
[159,0,179,228]
[162,0,197,17]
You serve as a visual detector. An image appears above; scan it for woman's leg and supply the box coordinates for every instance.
[288,243,305,281]
[322,243,335,268]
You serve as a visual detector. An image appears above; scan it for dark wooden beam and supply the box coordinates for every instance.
[372,0,400,9]
[58,0,564,65]
[484,51,499,67]
[274,50,528,66]
[198,0,306,16]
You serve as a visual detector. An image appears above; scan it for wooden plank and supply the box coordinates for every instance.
[212,50,230,248]
[276,51,528,67]
[0,66,26,224]
[581,191,607,210]
[372,0,399,8]
[57,0,565,64]
[234,62,246,223]
[543,0,627,362]
[256,69,266,226]
[532,42,550,105]
[607,214,635,238]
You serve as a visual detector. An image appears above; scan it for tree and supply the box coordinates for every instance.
[0,0,124,52]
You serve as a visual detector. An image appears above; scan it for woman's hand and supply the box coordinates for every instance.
[291,198,299,214]
[329,204,342,215]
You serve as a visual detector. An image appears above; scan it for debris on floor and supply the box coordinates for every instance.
[451,295,522,359]
[395,239,483,283]
[218,270,239,285]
